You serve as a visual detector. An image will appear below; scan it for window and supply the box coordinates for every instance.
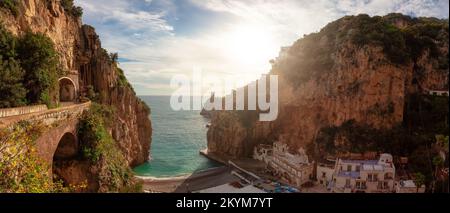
[368,174,378,182]
[347,165,352,172]
[322,172,326,178]
[356,165,361,172]
[356,181,366,189]
[378,181,388,189]
[345,179,351,188]
[384,173,393,180]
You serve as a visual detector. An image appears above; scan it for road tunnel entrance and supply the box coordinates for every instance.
[59,77,77,102]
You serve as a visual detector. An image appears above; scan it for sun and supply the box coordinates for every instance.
[224,24,279,74]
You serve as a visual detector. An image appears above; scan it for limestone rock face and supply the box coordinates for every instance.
[207,15,449,159]
[77,25,152,167]
[1,0,81,71]
[1,0,152,167]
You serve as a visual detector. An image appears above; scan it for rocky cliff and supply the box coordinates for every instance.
[0,0,151,167]
[207,14,449,160]
[77,25,152,167]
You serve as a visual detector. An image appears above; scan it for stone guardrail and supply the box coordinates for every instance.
[0,105,48,118]
[0,102,91,129]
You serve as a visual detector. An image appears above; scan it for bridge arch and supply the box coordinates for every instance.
[53,132,79,160]
[59,77,77,102]
[52,132,81,187]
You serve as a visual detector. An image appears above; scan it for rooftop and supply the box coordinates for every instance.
[399,180,417,188]
[337,171,361,179]
[363,164,385,171]
[274,154,311,169]
[341,160,379,165]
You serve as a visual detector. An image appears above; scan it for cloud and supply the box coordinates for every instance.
[77,0,173,32]
[191,0,449,42]
[75,0,449,95]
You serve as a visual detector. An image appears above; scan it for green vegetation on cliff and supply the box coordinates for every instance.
[0,121,79,193]
[0,0,19,16]
[274,14,449,86]
[0,25,26,107]
[78,103,139,192]
[17,31,62,107]
[108,52,136,93]
[44,0,83,18]
[0,25,62,108]
[1,0,82,19]
[60,0,83,18]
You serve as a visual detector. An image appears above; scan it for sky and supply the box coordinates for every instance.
[75,0,449,96]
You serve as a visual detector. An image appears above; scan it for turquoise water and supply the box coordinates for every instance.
[133,96,220,177]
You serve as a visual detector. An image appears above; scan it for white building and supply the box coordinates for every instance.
[331,154,396,193]
[253,144,273,164]
[427,89,449,96]
[395,180,426,193]
[254,142,313,188]
[317,162,336,189]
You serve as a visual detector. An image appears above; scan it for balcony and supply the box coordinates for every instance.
[355,186,367,190]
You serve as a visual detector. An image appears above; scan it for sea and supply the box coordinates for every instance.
[133,96,220,177]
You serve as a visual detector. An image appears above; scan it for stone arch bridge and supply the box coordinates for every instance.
[0,100,91,185]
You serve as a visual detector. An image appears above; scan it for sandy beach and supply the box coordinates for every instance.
[136,166,239,193]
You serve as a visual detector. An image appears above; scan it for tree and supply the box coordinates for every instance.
[110,52,119,64]
[71,6,83,17]
[60,0,83,17]
[60,0,74,11]
[0,0,19,16]
[432,156,444,192]
[0,24,16,58]
[414,172,426,193]
[433,156,444,168]
[0,24,26,108]
[16,31,60,106]
[0,57,27,107]
[436,135,449,153]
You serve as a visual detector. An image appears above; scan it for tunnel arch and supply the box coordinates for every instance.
[59,77,77,102]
